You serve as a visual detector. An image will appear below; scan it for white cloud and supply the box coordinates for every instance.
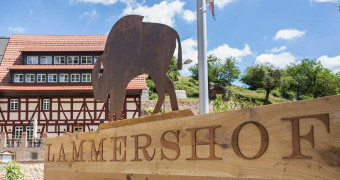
[177,42,253,76]
[183,10,196,23]
[122,0,195,27]
[267,46,287,53]
[318,55,340,73]
[76,0,118,5]
[208,44,252,61]
[174,38,198,76]
[79,9,97,20]
[311,0,339,2]
[8,27,26,34]
[255,52,296,68]
[274,29,306,40]
[215,0,237,9]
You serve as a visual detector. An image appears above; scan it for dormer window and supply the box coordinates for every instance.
[25,74,35,83]
[82,73,91,82]
[59,74,69,82]
[37,74,46,82]
[54,56,65,64]
[71,74,80,82]
[81,56,92,64]
[48,74,57,82]
[40,56,52,64]
[14,74,23,83]
[67,56,79,64]
[27,56,38,64]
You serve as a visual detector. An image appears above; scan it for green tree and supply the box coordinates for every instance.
[189,55,240,86]
[166,57,180,82]
[284,59,340,99]
[241,64,283,102]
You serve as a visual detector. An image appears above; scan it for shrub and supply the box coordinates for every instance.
[213,94,229,112]
[4,161,24,180]
[174,79,199,98]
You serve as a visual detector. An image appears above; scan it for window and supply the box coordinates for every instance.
[54,56,65,64]
[42,99,50,110]
[14,126,23,139]
[10,99,19,111]
[14,74,23,83]
[67,56,79,64]
[27,56,38,64]
[81,56,92,64]
[37,74,46,83]
[73,126,84,132]
[25,74,35,83]
[48,74,57,82]
[71,74,80,82]
[82,73,91,82]
[0,152,14,162]
[31,152,38,160]
[94,56,98,63]
[40,56,52,64]
[26,126,33,139]
[59,74,69,82]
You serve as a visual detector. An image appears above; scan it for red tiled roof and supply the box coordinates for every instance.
[21,46,104,52]
[0,34,147,92]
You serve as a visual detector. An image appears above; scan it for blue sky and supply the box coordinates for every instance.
[1,0,340,78]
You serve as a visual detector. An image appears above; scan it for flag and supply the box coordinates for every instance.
[207,0,215,20]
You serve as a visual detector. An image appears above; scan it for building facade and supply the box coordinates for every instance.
[0,35,146,140]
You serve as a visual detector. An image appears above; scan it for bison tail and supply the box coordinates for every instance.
[176,33,182,70]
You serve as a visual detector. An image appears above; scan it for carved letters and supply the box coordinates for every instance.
[231,121,269,160]
[46,113,330,162]
[282,114,330,159]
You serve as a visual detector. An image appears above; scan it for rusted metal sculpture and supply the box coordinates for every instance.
[92,15,182,121]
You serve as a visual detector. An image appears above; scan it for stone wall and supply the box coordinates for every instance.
[21,161,44,180]
[141,99,211,115]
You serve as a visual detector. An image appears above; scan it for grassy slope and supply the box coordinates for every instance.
[178,76,288,104]
[230,86,289,104]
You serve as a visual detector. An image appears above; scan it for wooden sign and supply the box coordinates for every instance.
[44,96,340,180]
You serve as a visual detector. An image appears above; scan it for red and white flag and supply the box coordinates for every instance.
[207,0,215,20]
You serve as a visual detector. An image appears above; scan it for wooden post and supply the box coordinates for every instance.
[0,132,6,147]
[21,132,27,147]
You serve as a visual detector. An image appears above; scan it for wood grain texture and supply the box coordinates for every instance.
[45,95,340,180]
[92,15,182,121]
[98,109,194,130]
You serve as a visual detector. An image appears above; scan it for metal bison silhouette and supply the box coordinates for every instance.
[92,15,182,121]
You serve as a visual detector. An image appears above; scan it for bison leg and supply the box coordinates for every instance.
[164,76,179,111]
[151,77,166,114]
[109,88,126,121]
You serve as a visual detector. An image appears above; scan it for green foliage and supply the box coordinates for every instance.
[167,57,180,82]
[173,79,199,98]
[284,59,340,99]
[4,161,24,180]
[231,86,288,104]
[213,94,229,112]
[241,64,283,102]
[149,92,158,100]
[189,55,240,86]
[146,57,180,100]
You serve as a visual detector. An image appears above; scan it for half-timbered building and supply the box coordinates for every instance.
[0,35,146,139]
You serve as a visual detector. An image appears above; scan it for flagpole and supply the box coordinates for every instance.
[197,0,209,114]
